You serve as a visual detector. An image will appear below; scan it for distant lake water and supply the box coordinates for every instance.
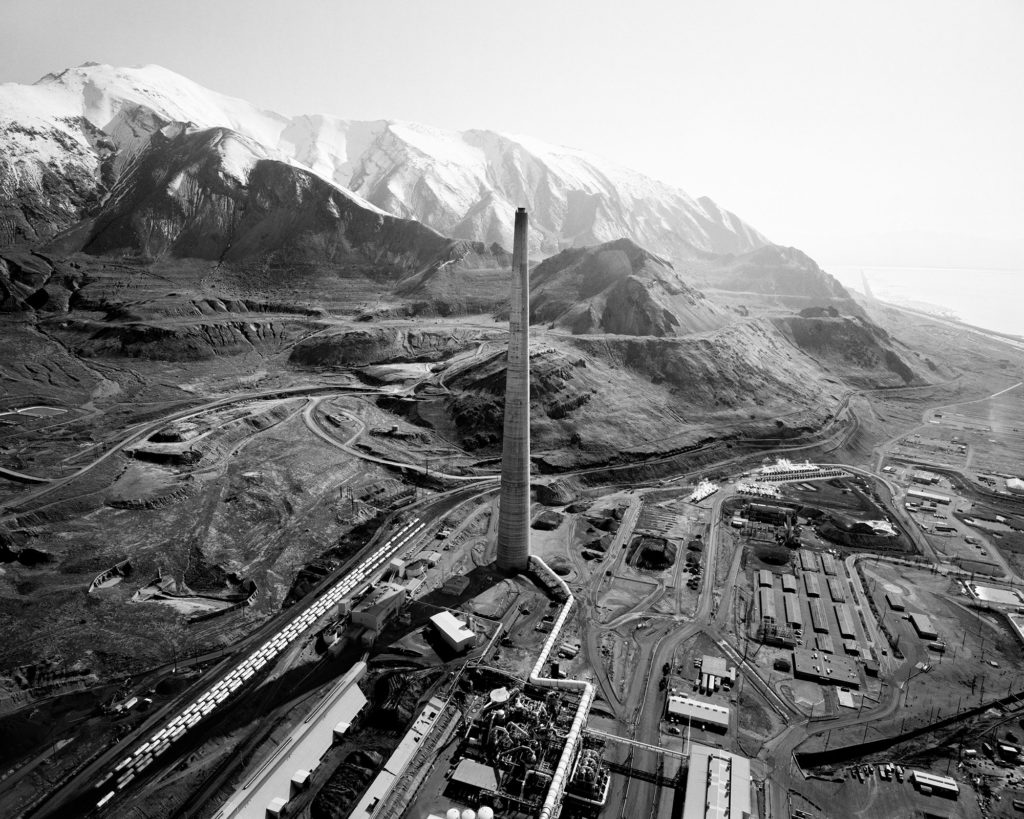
[828,266,1023,337]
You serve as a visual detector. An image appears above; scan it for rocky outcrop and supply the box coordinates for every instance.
[530,238,726,336]
[0,250,54,311]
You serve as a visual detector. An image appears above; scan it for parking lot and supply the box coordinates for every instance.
[833,762,983,818]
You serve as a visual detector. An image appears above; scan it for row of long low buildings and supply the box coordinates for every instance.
[758,458,848,484]
[803,599,857,638]
[760,570,798,593]
[757,564,857,641]
[797,549,840,576]
[803,572,850,603]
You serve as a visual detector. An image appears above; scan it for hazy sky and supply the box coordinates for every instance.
[3,0,1023,267]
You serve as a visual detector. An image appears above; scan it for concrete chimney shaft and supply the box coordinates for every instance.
[496,208,531,572]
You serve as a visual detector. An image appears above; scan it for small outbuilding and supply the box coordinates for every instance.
[430,611,475,652]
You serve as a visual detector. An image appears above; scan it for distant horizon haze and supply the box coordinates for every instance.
[2,0,1022,271]
[828,265,1023,337]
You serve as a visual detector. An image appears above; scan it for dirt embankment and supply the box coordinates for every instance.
[289,326,482,368]
[64,318,301,360]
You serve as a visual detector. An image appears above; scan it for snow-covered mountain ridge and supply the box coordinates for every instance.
[0,62,768,258]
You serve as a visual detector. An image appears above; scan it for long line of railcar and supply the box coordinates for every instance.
[92,518,427,809]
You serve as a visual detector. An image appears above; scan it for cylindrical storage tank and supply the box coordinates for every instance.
[461,811,477,819]
[446,810,460,819]
[478,808,494,819]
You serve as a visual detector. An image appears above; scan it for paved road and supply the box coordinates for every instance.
[0,466,51,484]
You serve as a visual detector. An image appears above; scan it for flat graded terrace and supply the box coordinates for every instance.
[971,584,1024,606]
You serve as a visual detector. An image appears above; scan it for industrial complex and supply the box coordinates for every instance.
[7,205,1024,819]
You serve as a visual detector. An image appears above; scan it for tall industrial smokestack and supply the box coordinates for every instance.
[496,208,531,572]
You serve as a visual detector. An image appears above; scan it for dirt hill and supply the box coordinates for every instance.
[529,239,726,336]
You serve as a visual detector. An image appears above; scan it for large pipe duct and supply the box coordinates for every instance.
[497,207,531,572]
[529,555,595,819]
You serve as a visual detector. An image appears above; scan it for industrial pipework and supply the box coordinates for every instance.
[528,555,595,819]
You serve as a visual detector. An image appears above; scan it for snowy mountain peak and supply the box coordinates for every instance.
[1,62,769,259]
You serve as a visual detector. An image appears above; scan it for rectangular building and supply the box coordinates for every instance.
[827,577,847,603]
[886,592,905,612]
[450,759,499,798]
[665,695,730,732]
[781,573,797,594]
[746,503,792,525]
[800,550,818,572]
[792,648,861,688]
[782,594,803,629]
[758,569,774,588]
[803,573,821,598]
[808,599,829,634]
[820,553,838,576]
[758,587,776,624]
[910,612,939,640]
[681,744,751,819]
[429,611,475,652]
[834,605,857,639]
[815,634,835,654]
[910,769,959,797]
[351,583,407,631]
[907,488,951,505]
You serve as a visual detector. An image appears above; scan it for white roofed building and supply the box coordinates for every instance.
[682,743,751,819]
[429,610,475,652]
[666,695,730,732]
[758,459,847,483]
[910,769,959,796]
